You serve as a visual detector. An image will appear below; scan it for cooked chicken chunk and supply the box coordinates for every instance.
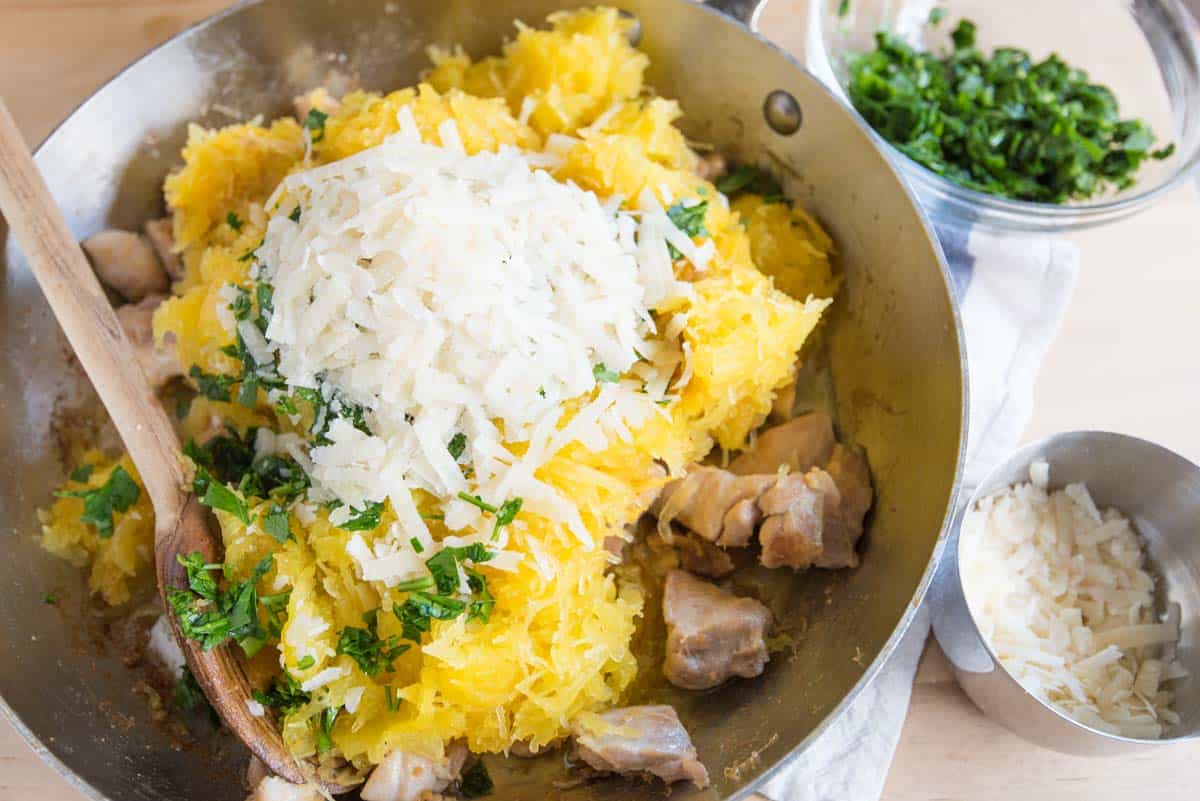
[758,470,827,570]
[245,756,269,790]
[695,152,727,182]
[361,742,468,801]
[729,411,835,475]
[142,217,184,281]
[663,570,771,690]
[652,467,774,547]
[115,294,182,390]
[603,534,628,563]
[650,415,872,571]
[81,229,169,301]
[293,87,341,121]
[245,775,323,801]
[572,705,709,788]
[674,533,735,578]
[655,468,830,567]
[814,444,872,569]
[756,452,872,570]
[146,614,187,676]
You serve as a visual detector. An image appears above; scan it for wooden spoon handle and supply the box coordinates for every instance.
[0,100,344,791]
[0,97,185,517]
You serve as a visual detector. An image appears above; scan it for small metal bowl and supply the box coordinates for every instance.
[930,431,1200,754]
[805,0,1200,232]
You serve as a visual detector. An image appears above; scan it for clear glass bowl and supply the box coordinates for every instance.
[805,0,1200,232]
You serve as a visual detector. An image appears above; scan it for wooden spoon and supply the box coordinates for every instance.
[0,98,338,791]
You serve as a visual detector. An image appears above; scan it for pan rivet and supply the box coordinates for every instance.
[764,90,802,135]
[617,10,642,46]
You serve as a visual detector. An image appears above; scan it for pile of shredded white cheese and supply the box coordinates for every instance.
[960,461,1186,738]
[254,108,705,585]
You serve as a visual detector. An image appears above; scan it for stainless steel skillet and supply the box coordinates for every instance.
[0,1,967,799]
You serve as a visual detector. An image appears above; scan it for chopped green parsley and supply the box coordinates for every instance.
[304,108,329,144]
[168,553,275,657]
[252,671,310,715]
[261,504,291,543]
[172,666,220,725]
[454,493,522,539]
[592,363,621,383]
[188,365,236,402]
[316,706,339,752]
[715,165,785,203]
[68,464,94,483]
[53,465,140,539]
[193,468,250,524]
[846,19,1175,203]
[425,543,493,595]
[665,200,709,259]
[336,500,385,532]
[336,609,409,677]
[461,760,494,798]
[384,685,402,712]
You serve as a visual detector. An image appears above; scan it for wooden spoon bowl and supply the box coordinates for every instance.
[0,98,344,792]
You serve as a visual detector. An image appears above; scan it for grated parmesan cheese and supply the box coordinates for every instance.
[257,108,697,584]
[961,460,1185,738]
[300,665,349,693]
[344,686,365,714]
[147,614,187,675]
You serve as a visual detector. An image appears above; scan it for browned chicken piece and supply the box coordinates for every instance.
[695,152,727,182]
[758,451,872,570]
[652,467,774,547]
[115,294,183,390]
[728,410,835,476]
[142,217,184,282]
[814,444,872,569]
[293,87,341,121]
[245,756,269,790]
[650,416,872,570]
[81,229,170,301]
[674,533,735,578]
[603,534,627,563]
[361,742,468,801]
[654,467,829,564]
[572,705,709,788]
[662,570,771,690]
[245,770,323,801]
[758,471,827,569]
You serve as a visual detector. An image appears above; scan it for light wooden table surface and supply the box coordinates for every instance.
[2,1,1198,798]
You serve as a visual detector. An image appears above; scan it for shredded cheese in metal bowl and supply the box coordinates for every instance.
[960,460,1187,738]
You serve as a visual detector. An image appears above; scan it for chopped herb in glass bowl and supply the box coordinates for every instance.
[809,0,1200,231]
[846,18,1174,204]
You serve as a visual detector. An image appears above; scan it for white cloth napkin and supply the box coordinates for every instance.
[761,222,1079,801]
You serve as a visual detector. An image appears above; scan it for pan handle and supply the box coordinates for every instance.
[702,0,768,31]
